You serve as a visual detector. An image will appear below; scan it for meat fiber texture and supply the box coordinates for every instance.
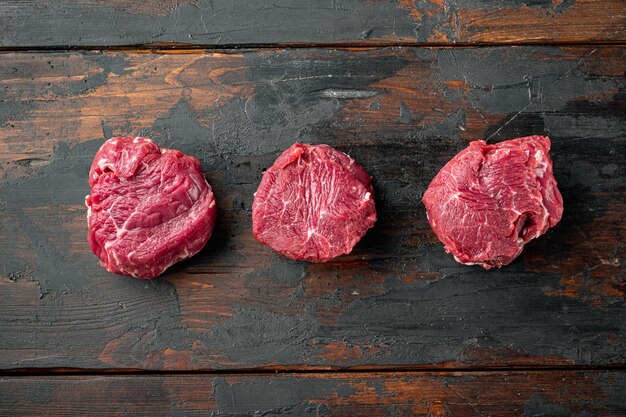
[86,137,217,279]
[422,136,563,269]
[253,143,377,262]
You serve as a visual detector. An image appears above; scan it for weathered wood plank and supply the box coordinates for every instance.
[0,47,624,370]
[0,0,624,48]
[1,371,625,416]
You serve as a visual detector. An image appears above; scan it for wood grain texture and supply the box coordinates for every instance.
[0,47,624,371]
[0,0,624,48]
[1,371,625,416]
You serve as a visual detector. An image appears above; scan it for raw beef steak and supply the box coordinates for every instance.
[252,143,377,262]
[422,136,563,269]
[86,137,217,279]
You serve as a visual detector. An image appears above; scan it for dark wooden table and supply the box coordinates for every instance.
[0,1,625,415]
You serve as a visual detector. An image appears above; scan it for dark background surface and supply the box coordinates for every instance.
[0,1,624,415]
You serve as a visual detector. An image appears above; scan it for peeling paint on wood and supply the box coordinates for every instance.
[0,0,624,47]
[0,371,624,416]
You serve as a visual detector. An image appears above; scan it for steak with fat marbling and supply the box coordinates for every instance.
[86,137,217,279]
[422,136,563,269]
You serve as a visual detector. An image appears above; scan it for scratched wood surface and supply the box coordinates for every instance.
[1,371,625,416]
[0,0,625,48]
[0,47,624,371]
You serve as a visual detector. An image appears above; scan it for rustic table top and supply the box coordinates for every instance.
[0,1,624,416]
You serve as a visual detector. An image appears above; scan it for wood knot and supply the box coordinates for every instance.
[429,402,446,417]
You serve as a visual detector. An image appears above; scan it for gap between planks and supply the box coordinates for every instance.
[0,40,625,54]
[3,364,626,378]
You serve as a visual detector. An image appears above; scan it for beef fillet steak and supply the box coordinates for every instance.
[422,136,563,269]
[86,137,217,278]
[252,143,376,262]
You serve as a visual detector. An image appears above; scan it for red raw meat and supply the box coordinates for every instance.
[422,136,563,269]
[86,137,217,278]
[252,143,377,262]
